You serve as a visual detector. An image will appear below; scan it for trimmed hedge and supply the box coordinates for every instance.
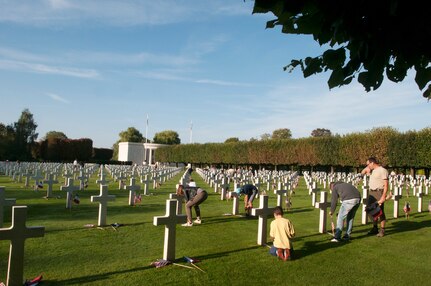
[156,127,431,169]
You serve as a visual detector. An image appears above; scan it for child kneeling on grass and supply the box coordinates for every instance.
[269,206,295,261]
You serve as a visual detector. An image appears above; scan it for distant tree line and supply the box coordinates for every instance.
[156,127,431,175]
[0,109,113,163]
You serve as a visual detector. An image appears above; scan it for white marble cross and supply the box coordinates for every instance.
[0,187,16,228]
[140,174,151,196]
[274,189,287,208]
[22,170,32,187]
[229,191,239,215]
[361,188,369,225]
[0,206,44,286]
[125,177,141,206]
[169,193,183,214]
[77,170,87,190]
[91,185,116,226]
[392,186,402,218]
[96,172,109,186]
[416,190,424,213]
[315,191,330,233]
[251,195,275,245]
[60,178,79,209]
[310,181,319,207]
[153,199,187,261]
[220,177,229,200]
[43,173,58,198]
[116,172,127,190]
[63,170,73,185]
[32,169,44,188]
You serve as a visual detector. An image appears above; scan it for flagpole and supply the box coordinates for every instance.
[145,114,149,143]
[189,120,193,144]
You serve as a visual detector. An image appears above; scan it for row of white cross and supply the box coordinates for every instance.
[1,166,430,285]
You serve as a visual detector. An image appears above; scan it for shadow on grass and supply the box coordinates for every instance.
[385,215,431,235]
[193,245,262,261]
[43,264,155,285]
[294,237,344,259]
[43,246,261,285]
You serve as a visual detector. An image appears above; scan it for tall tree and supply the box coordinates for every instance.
[153,130,180,145]
[253,1,431,99]
[272,128,292,139]
[225,137,240,143]
[260,133,271,141]
[12,109,38,160]
[311,128,332,137]
[43,131,68,140]
[119,127,145,142]
[112,127,147,160]
[0,123,15,160]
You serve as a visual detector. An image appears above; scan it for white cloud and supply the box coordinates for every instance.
[46,93,70,104]
[0,59,100,79]
[0,1,253,26]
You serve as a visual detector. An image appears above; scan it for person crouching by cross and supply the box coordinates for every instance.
[329,182,361,242]
[269,206,295,261]
[234,184,259,216]
[176,184,208,227]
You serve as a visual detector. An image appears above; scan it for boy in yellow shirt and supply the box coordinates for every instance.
[269,206,295,261]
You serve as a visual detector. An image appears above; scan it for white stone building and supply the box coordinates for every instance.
[118,142,166,165]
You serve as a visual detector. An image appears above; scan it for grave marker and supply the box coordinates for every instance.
[275,189,287,208]
[169,193,183,214]
[0,187,16,228]
[140,174,151,196]
[251,195,275,245]
[315,191,330,233]
[91,185,116,226]
[361,187,369,225]
[392,186,402,218]
[229,191,239,215]
[416,190,424,213]
[0,206,44,286]
[60,178,79,209]
[43,173,58,198]
[125,177,141,206]
[153,199,187,261]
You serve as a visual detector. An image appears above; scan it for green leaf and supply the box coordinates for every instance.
[322,48,346,70]
[414,66,431,90]
[283,59,302,73]
[303,57,323,78]
[328,69,345,89]
[358,72,371,92]
[423,84,431,99]
[266,19,278,29]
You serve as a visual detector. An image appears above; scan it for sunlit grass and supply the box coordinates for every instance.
[0,172,430,285]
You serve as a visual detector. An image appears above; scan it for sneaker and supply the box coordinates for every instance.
[376,228,385,237]
[367,227,379,235]
[284,249,291,261]
[193,219,202,224]
[277,248,285,260]
[181,222,193,227]
[342,235,350,241]
[331,238,341,243]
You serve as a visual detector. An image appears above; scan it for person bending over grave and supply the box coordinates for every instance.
[188,179,197,187]
[269,206,295,261]
[329,182,361,242]
[176,184,208,227]
[235,184,259,216]
[361,157,391,237]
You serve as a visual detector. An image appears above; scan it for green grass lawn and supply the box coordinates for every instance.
[1,172,430,285]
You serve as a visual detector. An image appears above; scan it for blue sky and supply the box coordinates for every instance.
[0,0,429,148]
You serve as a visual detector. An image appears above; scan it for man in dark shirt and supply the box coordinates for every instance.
[235,184,259,216]
[329,182,361,242]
